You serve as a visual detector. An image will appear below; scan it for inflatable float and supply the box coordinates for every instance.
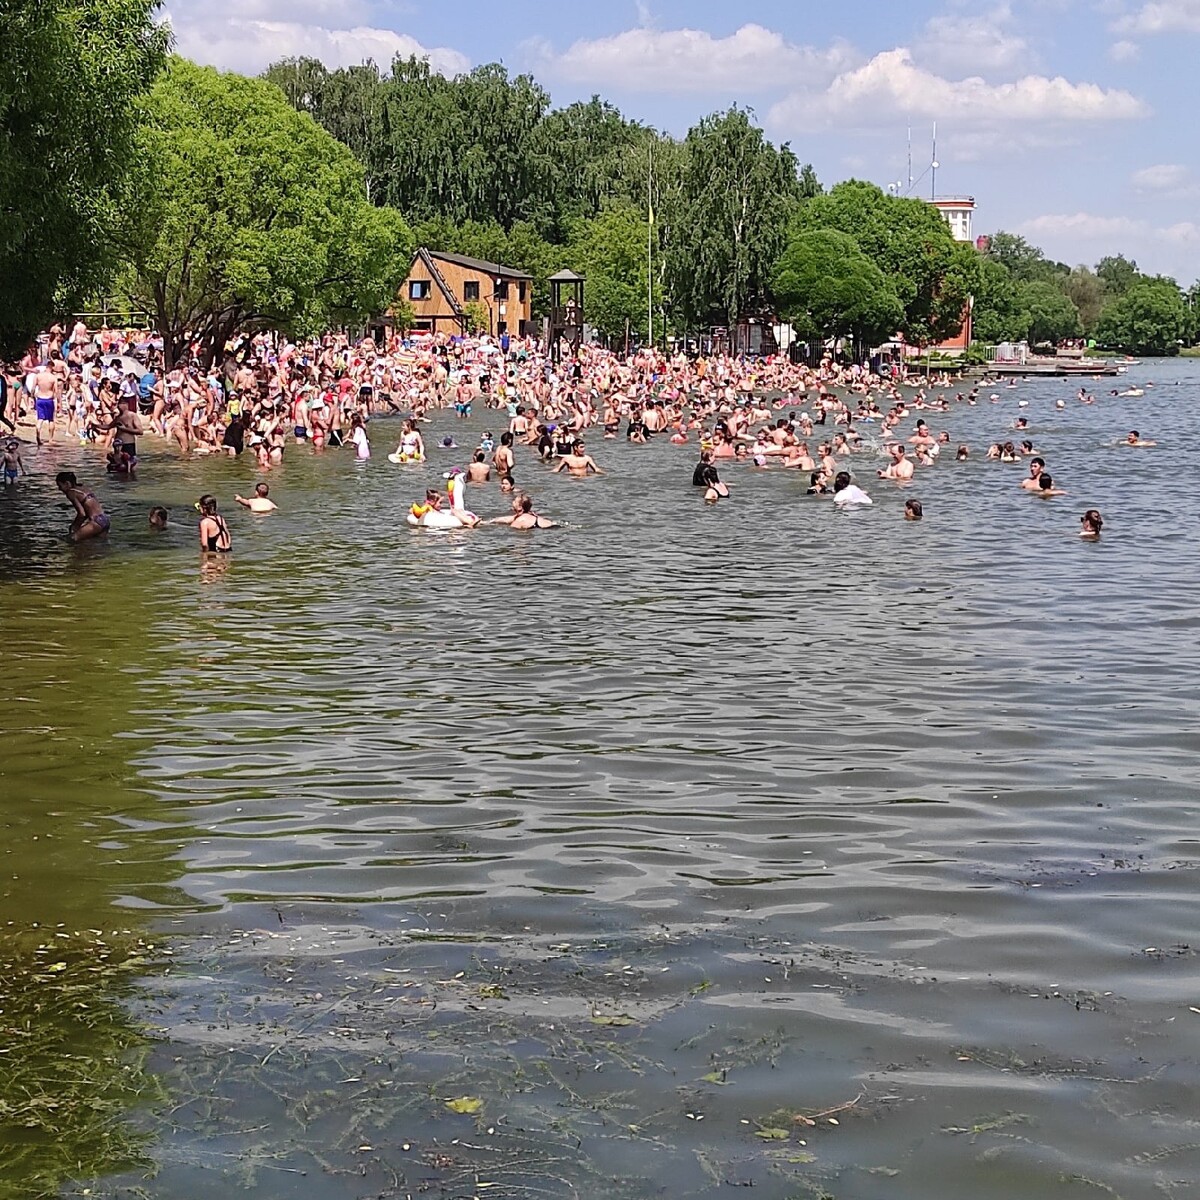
[406,469,477,529]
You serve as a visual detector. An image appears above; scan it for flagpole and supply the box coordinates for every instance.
[647,142,654,351]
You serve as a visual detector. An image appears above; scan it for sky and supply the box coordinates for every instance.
[162,0,1200,284]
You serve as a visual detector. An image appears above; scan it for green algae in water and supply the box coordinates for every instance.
[0,927,167,1199]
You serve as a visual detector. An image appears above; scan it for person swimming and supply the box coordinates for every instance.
[904,498,923,521]
[509,495,558,530]
[1080,509,1103,537]
[235,482,277,513]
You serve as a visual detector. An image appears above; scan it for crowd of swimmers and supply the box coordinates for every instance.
[1,321,1152,552]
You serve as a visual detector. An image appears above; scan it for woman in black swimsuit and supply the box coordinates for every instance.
[197,494,232,553]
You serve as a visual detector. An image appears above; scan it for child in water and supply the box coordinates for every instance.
[1080,510,1103,538]
[2,439,26,485]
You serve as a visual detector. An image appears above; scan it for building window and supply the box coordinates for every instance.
[409,280,431,301]
[519,282,528,303]
[497,281,510,300]
[463,280,480,301]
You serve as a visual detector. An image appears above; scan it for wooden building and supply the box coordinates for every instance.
[394,248,534,337]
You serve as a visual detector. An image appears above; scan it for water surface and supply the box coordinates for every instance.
[2,363,1198,1199]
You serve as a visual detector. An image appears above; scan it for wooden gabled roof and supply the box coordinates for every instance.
[425,249,533,281]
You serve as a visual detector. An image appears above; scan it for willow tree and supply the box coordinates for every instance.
[116,59,412,368]
[665,108,808,330]
[0,0,167,356]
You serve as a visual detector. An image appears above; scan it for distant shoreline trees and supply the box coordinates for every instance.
[1,33,1195,359]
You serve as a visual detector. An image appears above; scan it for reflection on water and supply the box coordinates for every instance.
[2,365,1199,1198]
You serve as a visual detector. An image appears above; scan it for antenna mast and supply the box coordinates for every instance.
[931,122,939,201]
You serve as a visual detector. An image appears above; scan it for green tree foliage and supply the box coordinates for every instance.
[793,181,962,345]
[266,57,556,230]
[771,229,903,359]
[1061,266,1108,334]
[1095,277,1189,354]
[984,231,1060,283]
[117,59,412,368]
[536,98,646,234]
[1186,283,1200,345]
[972,256,1028,343]
[0,0,168,357]
[566,202,650,343]
[1096,253,1141,297]
[1019,280,1082,346]
[461,301,490,335]
[665,107,803,328]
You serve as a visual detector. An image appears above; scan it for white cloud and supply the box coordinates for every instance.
[523,23,856,93]
[164,1,469,76]
[1113,1,1200,35]
[1020,212,1200,254]
[769,49,1150,138]
[1108,38,1140,60]
[912,4,1031,74]
[1128,165,1195,200]
[1015,212,1200,282]
[1131,163,1194,193]
[1022,212,1148,240]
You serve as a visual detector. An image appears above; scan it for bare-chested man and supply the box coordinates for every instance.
[878,444,915,481]
[34,362,59,445]
[552,439,602,477]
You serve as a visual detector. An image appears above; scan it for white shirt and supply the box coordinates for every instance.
[834,484,873,506]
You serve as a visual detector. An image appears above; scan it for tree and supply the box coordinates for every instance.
[461,301,490,335]
[116,59,412,369]
[1186,283,1200,346]
[1019,281,1081,346]
[1095,278,1189,355]
[972,257,1027,344]
[792,181,961,345]
[985,232,1058,284]
[665,107,806,328]
[1096,254,1141,297]
[0,0,168,356]
[566,202,650,343]
[772,229,902,360]
[537,97,645,234]
[1061,266,1108,335]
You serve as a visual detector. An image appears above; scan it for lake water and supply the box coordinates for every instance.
[2,362,1198,1200]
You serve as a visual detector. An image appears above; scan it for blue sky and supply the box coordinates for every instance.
[164,0,1200,283]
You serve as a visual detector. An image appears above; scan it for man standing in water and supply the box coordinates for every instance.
[878,444,914,481]
[106,398,144,464]
[1020,457,1046,491]
[34,361,59,445]
[552,439,602,477]
[235,483,277,513]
